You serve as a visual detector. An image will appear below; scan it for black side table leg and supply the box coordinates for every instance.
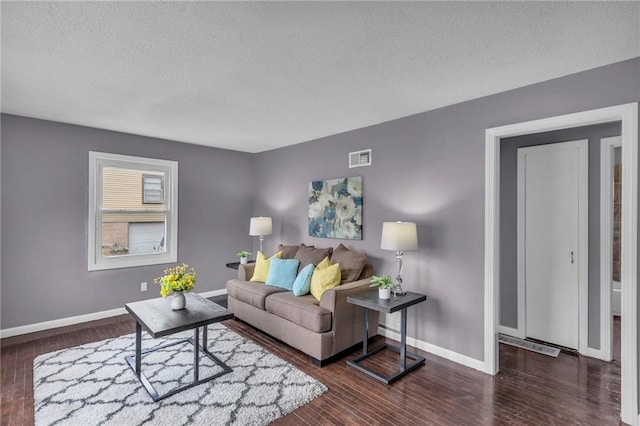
[363,307,369,355]
[400,308,407,371]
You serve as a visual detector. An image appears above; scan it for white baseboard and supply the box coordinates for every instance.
[0,289,228,339]
[0,307,127,339]
[497,325,524,339]
[378,326,486,373]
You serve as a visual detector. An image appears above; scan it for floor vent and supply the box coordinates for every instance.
[499,334,561,357]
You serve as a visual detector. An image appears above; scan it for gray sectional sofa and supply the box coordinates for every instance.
[226,244,379,366]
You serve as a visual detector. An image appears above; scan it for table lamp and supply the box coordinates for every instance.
[381,221,418,295]
[249,216,272,253]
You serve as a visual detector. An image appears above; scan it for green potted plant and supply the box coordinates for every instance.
[370,275,394,300]
[236,250,252,264]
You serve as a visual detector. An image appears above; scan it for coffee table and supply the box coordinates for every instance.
[124,292,233,401]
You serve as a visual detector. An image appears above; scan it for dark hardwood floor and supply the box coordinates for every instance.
[1,308,622,425]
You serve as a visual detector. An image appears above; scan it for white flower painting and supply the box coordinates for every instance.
[308,176,363,240]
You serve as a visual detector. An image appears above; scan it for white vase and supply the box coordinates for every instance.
[240,257,248,264]
[171,291,186,310]
[379,288,391,300]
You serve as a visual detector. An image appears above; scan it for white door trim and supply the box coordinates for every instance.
[484,102,638,425]
[517,140,589,354]
[600,136,622,362]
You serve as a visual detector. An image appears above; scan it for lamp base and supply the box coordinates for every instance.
[392,251,407,296]
[392,287,407,296]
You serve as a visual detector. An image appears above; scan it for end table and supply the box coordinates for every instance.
[225,260,256,270]
[347,289,427,384]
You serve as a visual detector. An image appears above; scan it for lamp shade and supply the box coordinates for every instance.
[381,221,418,251]
[249,217,273,236]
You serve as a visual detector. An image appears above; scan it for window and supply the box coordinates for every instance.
[88,152,178,271]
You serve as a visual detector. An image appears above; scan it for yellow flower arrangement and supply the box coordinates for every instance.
[154,263,196,298]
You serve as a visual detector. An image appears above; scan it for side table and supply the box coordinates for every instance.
[225,260,256,270]
[346,289,427,384]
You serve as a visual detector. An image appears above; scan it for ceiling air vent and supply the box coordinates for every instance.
[349,149,371,168]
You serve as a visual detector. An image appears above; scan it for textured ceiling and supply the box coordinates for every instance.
[2,2,639,153]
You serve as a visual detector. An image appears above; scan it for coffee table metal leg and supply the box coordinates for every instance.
[135,321,142,376]
[203,324,208,349]
[126,335,231,402]
[193,327,200,382]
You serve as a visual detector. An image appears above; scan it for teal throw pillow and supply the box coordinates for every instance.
[265,258,300,291]
[292,263,315,296]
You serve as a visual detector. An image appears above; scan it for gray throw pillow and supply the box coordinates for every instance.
[277,244,303,259]
[330,243,367,283]
[294,245,333,273]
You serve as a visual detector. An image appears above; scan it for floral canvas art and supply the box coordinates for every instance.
[308,176,363,240]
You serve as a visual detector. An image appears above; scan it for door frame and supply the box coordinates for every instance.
[600,136,622,362]
[516,140,589,353]
[484,103,638,425]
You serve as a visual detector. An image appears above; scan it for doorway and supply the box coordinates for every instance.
[518,140,588,350]
[484,103,638,425]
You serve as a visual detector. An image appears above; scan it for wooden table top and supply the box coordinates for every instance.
[347,289,427,314]
[125,292,233,338]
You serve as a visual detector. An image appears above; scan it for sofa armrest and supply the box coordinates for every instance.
[319,277,372,311]
[237,264,256,281]
[320,277,378,352]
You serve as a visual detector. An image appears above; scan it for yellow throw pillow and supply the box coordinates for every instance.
[315,256,330,270]
[310,256,341,301]
[250,250,283,282]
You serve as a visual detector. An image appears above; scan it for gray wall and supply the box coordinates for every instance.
[0,58,638,366]
[1,115,255,329]
[499,122,621,349]
[253,57,640,361]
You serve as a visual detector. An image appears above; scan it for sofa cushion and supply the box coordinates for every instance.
[266,258,300,290]
[227,279,286,310]
[292,263,315,296]
[358,263,373,280]
[265,292,332,333]
[294,245,333,273]
[277,244,306,259]
[310,257,341,301]
[250,250,283,282]
[330,243,367,284]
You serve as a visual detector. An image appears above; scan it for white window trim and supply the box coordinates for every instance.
[88,151,178,271]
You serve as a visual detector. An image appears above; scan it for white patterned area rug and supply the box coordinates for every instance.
[34,323,327,426]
